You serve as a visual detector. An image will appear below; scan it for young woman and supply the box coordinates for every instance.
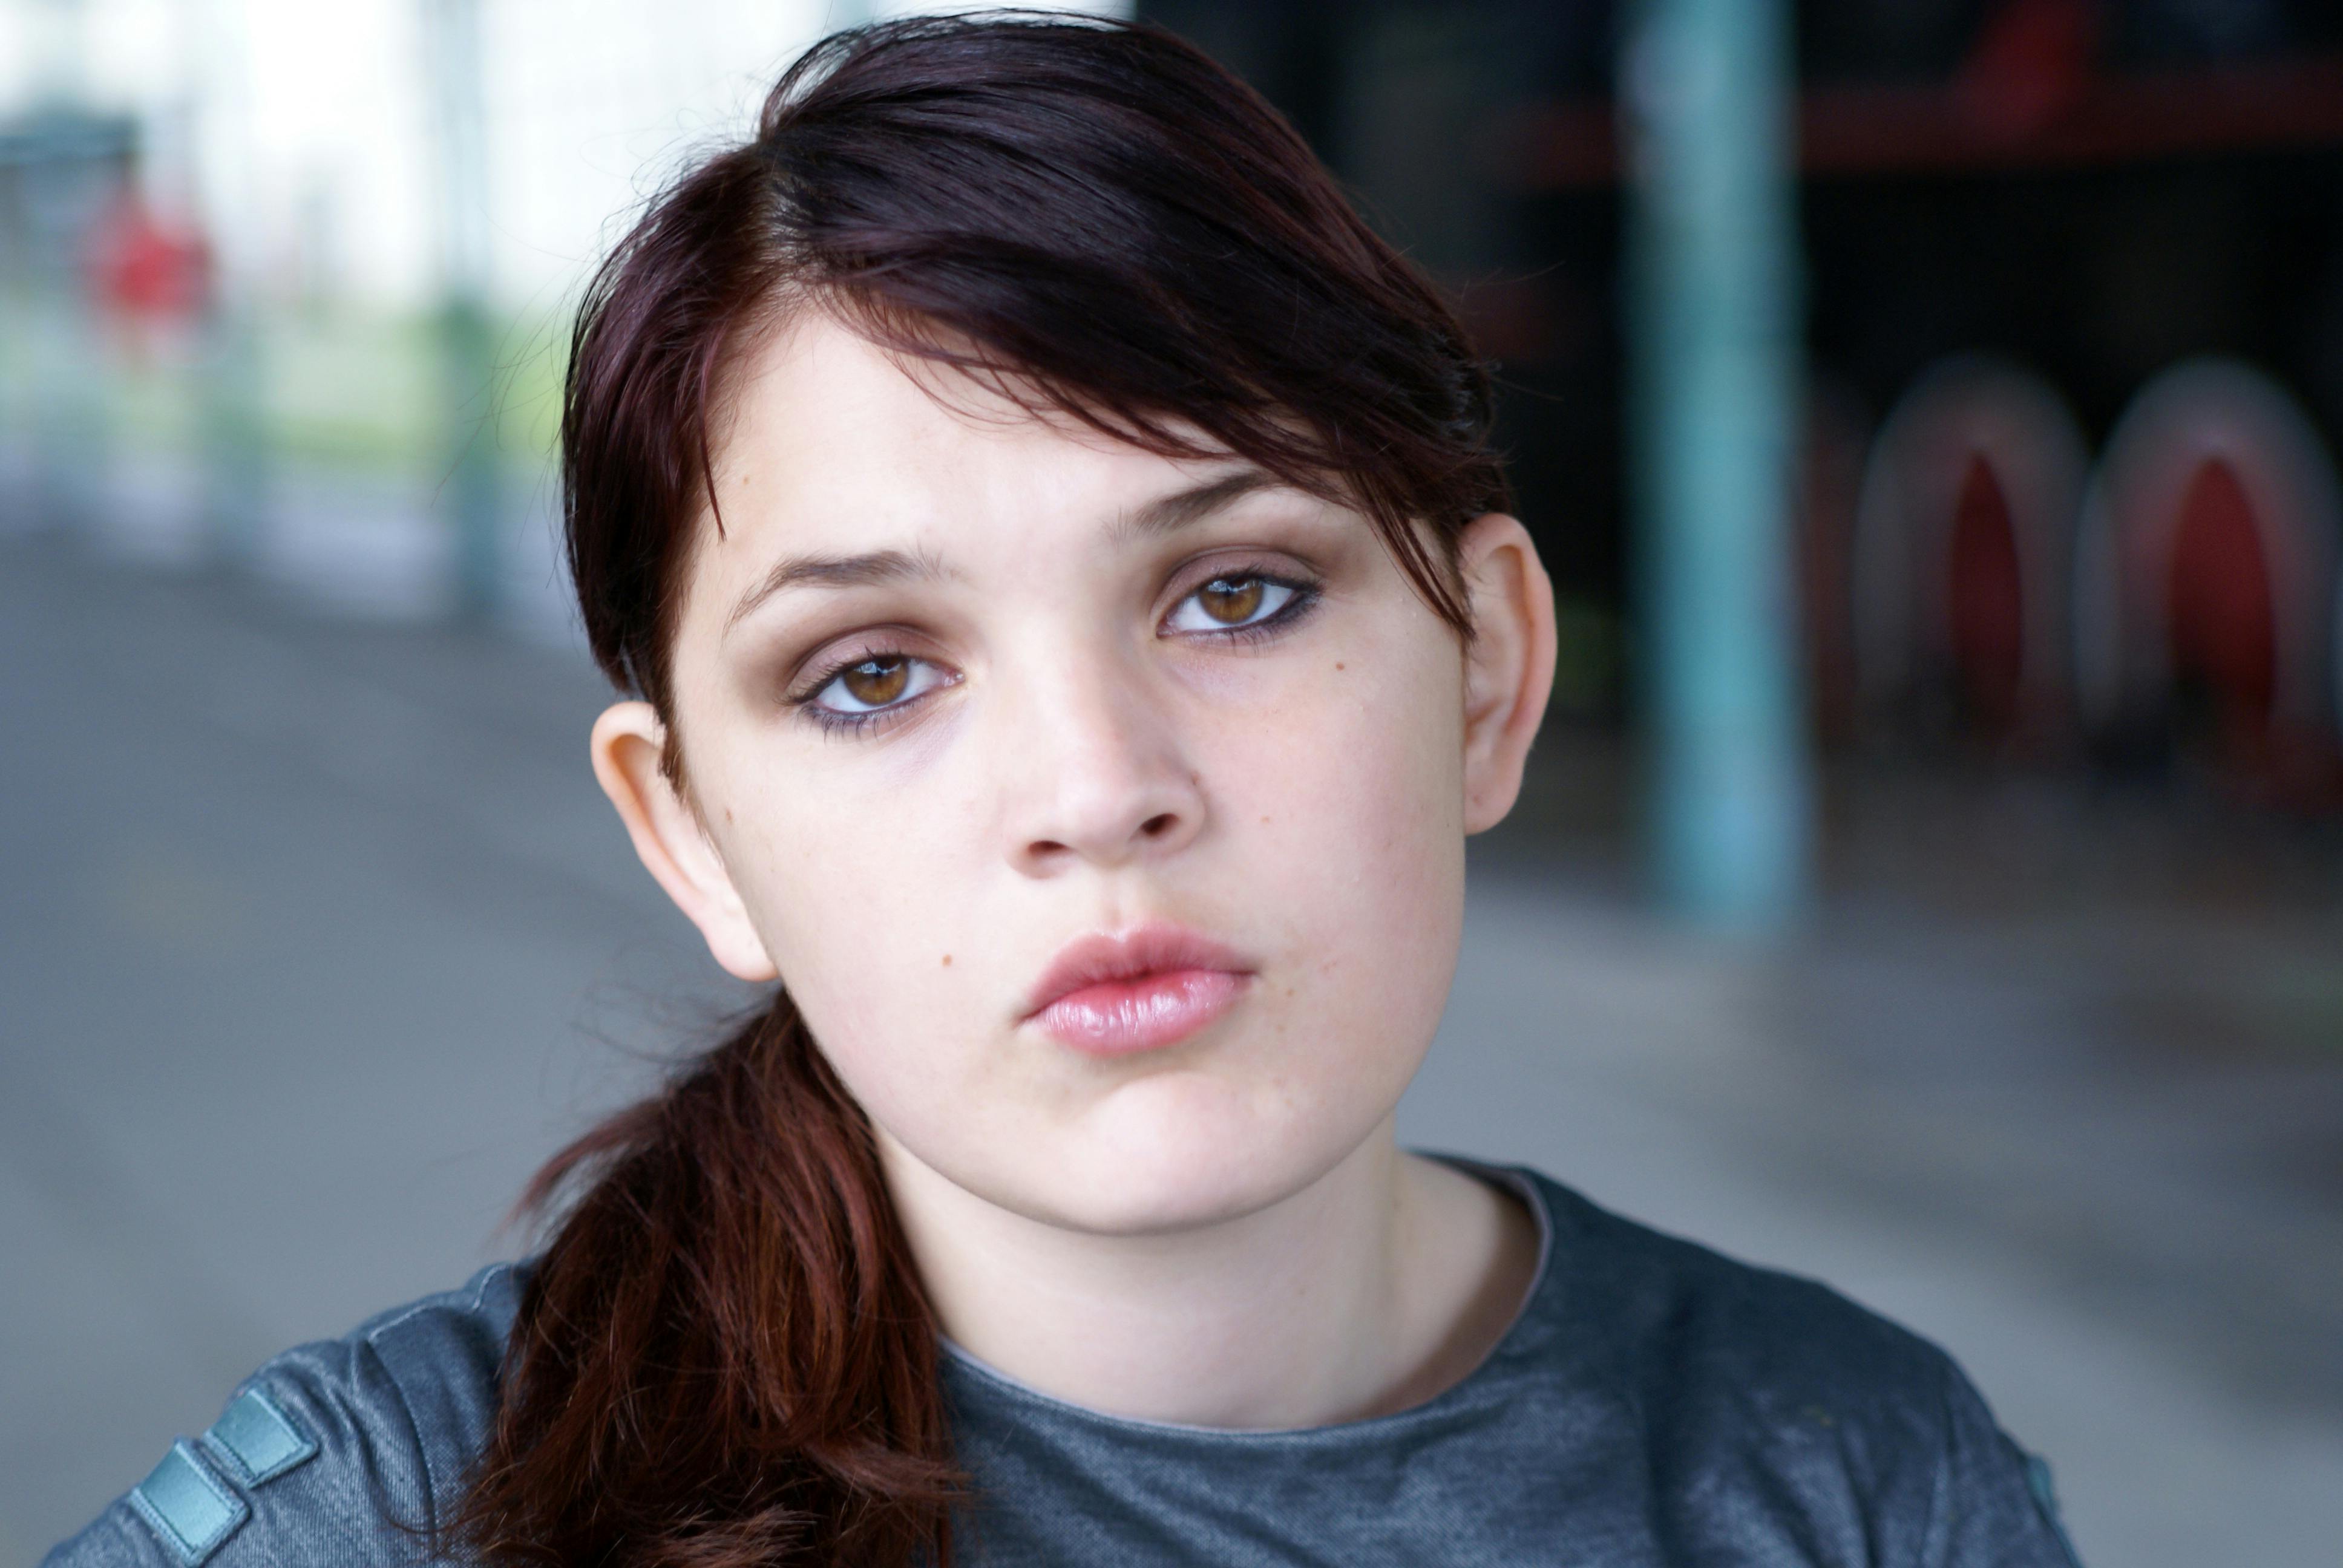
[49,15,2082,1568]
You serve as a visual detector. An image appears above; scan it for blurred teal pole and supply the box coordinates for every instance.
[1622,0,1812,930]
[427,0,502,619]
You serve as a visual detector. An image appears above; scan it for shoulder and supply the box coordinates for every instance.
[1505,1168,2083,1566]
[42,1263,528,1568]
[1529,1171,1947,1413]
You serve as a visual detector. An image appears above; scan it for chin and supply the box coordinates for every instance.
[1038,1168,1279,1236]
[1021,1075,1377,1237]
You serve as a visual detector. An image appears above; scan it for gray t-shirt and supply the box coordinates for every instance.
[45,1159,2083,1566]
[940,1159,2083,1566]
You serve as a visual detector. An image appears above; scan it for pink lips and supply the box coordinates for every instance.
[1021,924,1254,1056]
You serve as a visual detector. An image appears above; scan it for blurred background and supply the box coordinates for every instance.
[4,0,2340,1562]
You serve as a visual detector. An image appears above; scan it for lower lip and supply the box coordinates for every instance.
[1031,969,1248,1056]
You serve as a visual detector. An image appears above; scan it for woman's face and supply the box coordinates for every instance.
[597,310,1552,1236]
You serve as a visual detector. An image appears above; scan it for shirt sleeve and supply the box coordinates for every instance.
[1926,1361,2087,1568]
[39,1264,519,1568]
[38,1350,437,1568]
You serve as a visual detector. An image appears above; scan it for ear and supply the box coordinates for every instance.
[590,701,780,982]
[1455,514,1558,834]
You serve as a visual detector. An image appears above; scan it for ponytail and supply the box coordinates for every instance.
[452,993,965,1566]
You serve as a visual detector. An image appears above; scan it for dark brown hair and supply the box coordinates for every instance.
[457,12,1510,1567]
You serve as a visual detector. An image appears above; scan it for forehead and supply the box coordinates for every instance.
[700,310,1214,570]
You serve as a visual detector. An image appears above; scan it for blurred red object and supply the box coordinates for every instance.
[1850,357,2088,755]
[1955,0,2102,142]
[87,191,212,328]
[2167,459,2280,754]
[2076,360,2343,805]
[1947,455,2028,737]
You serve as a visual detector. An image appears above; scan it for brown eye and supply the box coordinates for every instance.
[841,656,909,706]
[1196,577,1265,624]
[1165,573,1303,636]
[804,652,948,728]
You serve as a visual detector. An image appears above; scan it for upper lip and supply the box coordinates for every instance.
[1020,923,1254,1019]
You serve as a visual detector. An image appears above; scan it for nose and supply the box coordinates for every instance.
[997,648,1206,877]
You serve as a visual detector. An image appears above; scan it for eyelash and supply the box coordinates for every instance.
[785,566,1323,736]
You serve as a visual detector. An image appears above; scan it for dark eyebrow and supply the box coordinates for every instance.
[723,470,1289,636]
[724,547,946,636]
[1117,467,1291,541]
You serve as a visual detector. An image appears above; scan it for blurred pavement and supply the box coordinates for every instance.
[3,531,2339,1564]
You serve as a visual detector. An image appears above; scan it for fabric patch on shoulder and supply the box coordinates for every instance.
[204,1388,318,1486]
[128,1442,248,1566]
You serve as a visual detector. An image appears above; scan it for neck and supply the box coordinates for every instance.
[876,1122,1533,1430]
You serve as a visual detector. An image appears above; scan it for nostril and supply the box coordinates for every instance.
[1139,812,1177,839]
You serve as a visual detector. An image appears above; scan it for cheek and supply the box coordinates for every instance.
[716,767,966,1048]
[1210,644,1470,1070]
[1266,659,1466,898]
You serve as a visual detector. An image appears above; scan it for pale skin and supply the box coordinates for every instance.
[592,309,1559,1430]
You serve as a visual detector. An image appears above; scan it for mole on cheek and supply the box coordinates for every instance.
[942,953,953,967]
[1334,662,1346,671]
